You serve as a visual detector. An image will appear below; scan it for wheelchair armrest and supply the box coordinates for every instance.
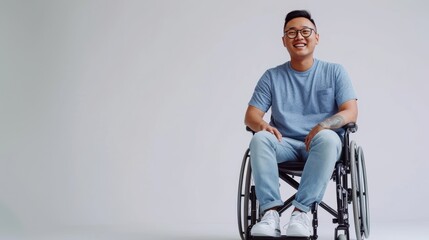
[245,126,255,135]
[343,122,358,133]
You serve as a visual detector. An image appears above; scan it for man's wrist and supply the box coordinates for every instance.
[258,122,268,131]
[318,122,328,129]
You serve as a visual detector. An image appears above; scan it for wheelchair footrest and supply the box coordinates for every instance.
[250,236,310,240]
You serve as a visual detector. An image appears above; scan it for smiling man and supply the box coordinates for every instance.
[244,10,358,237]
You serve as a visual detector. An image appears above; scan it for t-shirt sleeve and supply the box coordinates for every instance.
[335,64,357,106]
[248,71,272,113]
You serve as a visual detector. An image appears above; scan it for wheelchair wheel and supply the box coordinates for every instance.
[237,148,259,240]
[350,141,370,240]
[337,234,347,240]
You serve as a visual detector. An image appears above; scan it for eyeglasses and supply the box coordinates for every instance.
[284,28,315,39]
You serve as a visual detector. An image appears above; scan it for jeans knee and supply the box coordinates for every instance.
[312,129,342,151]
[249,131,277,151]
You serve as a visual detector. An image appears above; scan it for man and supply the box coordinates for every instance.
[245,10,358,237]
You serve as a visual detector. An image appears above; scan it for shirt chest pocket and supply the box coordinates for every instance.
[317,88,334,113]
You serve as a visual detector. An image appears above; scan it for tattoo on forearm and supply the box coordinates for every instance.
[319,115,345,129]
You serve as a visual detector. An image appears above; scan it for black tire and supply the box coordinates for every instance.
[337,234,347,240]
[237,149,259,240]
[350,141,370,240]
[357,146,370,238]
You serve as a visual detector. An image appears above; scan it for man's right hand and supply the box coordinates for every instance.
[245,105,282,142]
[260,124,282,142]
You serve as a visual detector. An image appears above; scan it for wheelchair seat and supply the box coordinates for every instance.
[278,161,305,176]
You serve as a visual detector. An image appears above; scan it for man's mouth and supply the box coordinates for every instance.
[293,43,307,48]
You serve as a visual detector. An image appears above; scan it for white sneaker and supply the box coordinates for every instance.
[250,210,281,237]
[285,211,311,237]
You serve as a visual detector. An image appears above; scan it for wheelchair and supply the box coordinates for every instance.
[237,123,370,240]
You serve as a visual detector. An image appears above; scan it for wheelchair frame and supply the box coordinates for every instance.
[237,123,370,240]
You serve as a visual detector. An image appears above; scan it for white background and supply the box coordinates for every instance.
[1,0,429,239]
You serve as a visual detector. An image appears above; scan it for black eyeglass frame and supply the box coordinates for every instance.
[283,27,316,39]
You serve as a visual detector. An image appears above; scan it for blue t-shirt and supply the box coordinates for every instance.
[249,59,357,141]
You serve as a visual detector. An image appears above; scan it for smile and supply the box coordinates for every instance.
[293,43,307,48]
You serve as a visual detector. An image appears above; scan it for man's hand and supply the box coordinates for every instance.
[261,124,282,142]
[305,100,357,151]
[305,124,325,151]
[245,105,282,142]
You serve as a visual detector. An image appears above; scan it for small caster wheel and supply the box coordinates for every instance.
[337,234,347,240]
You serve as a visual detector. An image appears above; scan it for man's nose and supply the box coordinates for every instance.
[295,30,305,39]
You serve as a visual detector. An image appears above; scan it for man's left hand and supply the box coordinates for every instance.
[305,124,325,151]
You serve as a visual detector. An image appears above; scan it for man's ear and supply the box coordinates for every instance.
[281,36,287,47]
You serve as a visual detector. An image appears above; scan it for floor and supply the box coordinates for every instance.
[0,220,426,240]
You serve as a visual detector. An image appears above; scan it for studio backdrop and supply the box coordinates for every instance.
[0,0,428,238]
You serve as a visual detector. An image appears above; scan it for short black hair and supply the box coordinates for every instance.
[284,10,316,31]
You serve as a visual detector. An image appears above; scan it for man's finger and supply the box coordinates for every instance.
[274,129,282,142]
[305,135,311,151]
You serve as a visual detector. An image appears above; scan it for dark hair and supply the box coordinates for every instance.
[284,10,316,31]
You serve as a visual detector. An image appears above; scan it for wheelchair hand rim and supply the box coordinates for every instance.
[358,146,370,238]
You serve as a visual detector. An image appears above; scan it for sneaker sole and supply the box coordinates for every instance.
[251,228,281,237]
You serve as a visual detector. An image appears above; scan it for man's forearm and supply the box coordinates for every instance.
[245,118,268,132]
[245,106,268,132]
[318,114,345,129]
[318,100,358,130]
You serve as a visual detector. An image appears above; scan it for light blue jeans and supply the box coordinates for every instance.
[249,130,342,213]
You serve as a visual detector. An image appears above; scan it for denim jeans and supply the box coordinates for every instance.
[249,130,342,213]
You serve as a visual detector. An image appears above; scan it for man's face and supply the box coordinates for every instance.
[282,17,319,60]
